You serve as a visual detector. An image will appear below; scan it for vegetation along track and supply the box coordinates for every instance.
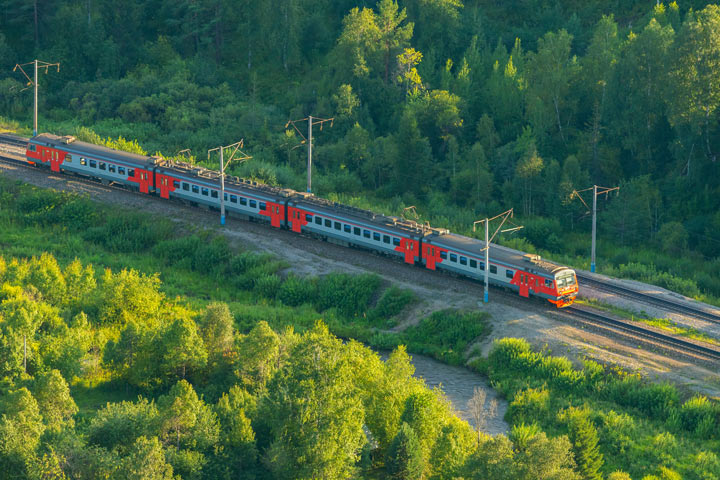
[562,305,720,363]
[577,273,720,325]
[2,135,720,364]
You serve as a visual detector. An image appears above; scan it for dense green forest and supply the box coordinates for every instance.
[1,0,720,302]
[0,177,719,479]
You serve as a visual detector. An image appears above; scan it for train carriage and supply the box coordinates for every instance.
[286,195,429,265]
[422,232,578,307]
[26,134,156,193]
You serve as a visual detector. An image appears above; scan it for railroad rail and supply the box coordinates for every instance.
[0,133,29,148]
[562,305,720,362]
[577,273,720,325]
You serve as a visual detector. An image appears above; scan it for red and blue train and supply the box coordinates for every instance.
[25,133,579,307]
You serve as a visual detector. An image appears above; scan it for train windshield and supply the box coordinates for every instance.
[556,274,576,287]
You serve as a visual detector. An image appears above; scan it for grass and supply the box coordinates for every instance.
[577,298,720,346]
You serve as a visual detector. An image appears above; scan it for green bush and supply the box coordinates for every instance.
[278,276,317,307]
[254,274,282,299]
[367,286,416,327]
[314,273,381,318]
[508,387,550,424]
[680,396,717,438]
[84,213,172,252]
[403,310,489,365]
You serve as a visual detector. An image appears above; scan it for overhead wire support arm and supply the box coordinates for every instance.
[13,59,60,136]
[473,209,524,303]
[284,115,334,194]
[208,139,252,226]
[569,184,620,272]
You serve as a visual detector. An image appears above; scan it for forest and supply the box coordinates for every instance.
[1,0,720,302]
[2,0,720,478]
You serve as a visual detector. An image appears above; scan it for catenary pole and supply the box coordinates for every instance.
[208,140,251,225]
[569,185,619,274]
[485,219,489,303]
[34,60,38,136]
[220,146,225,225]
[13,59,59,137]
[591,185,597,272]
[473,209,522,304]
[284,116,333,195]
[307,115,312,193]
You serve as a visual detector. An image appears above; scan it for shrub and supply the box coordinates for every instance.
[85,213,172,252]
[403,310,489,365]
[367,286,415,327]
[314,273,381,318]
[278,276,317,307]
[508,387,550,424]
[680,396,717,438]
[254,274,282,299]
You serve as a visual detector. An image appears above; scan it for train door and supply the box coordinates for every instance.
[518,273,530,297]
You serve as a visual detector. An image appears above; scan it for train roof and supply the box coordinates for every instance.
[31,133,156,167]
[291,193,450,237]
[427,232,570,276]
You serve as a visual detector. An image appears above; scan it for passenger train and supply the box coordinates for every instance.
[25,133,579,307]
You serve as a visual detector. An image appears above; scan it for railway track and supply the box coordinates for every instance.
[0,133,29,148]
[562,305,720,362]
[577,273,720,325]
[1,135,719,363]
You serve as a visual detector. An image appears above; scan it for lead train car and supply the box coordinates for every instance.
[25,133,578,307]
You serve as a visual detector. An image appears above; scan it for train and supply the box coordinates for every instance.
[25,133,579,307]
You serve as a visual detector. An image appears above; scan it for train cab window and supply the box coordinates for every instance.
[192,185,199,194]
[305,213,312,221]
[211,190,218,198]
[460,256,468,266]
[440,251,447,260]
[109,165,116,173]
[89,160,97,168]
[99,162,107,170]
[334,222,342,231]
[240,197,247,206]
[128,168,135,177]
[315,216,322,225]
[324,219,332,228]
[80,158,87,166]
[201,187,209,196]
[363,229,371,238]
[393,237,401,246]
[29,144,36,152]
[260,202,266,210]
[383,235,390,244]
[344,224,351,233]
[354,227,361,236]
[545,279,554,288]
[506,269,514,279]
[182,182,189,191]
[230,195,237,203]
[66,154,72,163]
[470,259,477,268]
[490,265,497,274]
[173,180,180,188]
[450,253,458,262]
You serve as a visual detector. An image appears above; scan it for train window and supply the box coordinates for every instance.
[450,253,458,262]
[354,227,361,236]
[393,237,400,246]
[363,229,371,238]
[479,262,485,270]
[192,185,199,194]
[128,168,135,177]
[223,193,228,201]
[174,180,180,188]
[545,279,553,288]
[460,256,468,266]
[211,190,218,198]
[344,224,351,233]
[383,235,390,244]
[305,213,312,221]
[99,162,106,170]
[334,222,341,231]
[260,202,266,210]
[315,216,322,225]
[506,270,514,279]
[118,166,126,175]
[201,187,209,196]
[89,160,97,168]
[80,158,87,166]
[29,144,36,152]
[240,197,247,206]
[440,251,447,260]
[109,165,116,173]
[470,259,477,268]
[249,200,257,208]
[490,265,497,274]
[66,154,72,162]
[371,232,379,241]
[182,183,189,191]
[324,219,332,228]
[230,195,237,203]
